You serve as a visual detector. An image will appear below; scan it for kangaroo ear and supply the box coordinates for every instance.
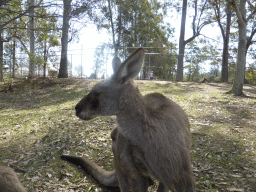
[114,48,145,84]
[112,57,121,73]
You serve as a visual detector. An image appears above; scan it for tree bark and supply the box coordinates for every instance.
[176,0,187,81]
[107,0,117,57]
[0,33,3,81]
[230,0,246,96]
[28,0,35,79]
[58,0,71,78]
[12,40,15,78]
[43,40,47,78]
[221,2,231,82]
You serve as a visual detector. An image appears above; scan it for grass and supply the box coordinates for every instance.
[0,78,256,191]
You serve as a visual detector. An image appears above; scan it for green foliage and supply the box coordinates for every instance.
[143,42,177,80]
[245,65,256,84]
[97,0,173,54]
[184,41,210,82]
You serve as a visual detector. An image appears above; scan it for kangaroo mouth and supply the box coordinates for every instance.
[76,112,95,121]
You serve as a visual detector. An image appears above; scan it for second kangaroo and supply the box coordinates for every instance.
[62,48,195,192]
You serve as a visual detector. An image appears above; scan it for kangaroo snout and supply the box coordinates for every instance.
[75,104,81,115]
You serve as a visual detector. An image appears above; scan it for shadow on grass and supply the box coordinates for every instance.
[192,126,256,191]
[2,116,255,192]
[0,114,117,191]
[243,85,256,95]
[1,79,255,191]
[0,79,92,111]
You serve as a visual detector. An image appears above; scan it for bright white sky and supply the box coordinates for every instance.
[68,25,112,77]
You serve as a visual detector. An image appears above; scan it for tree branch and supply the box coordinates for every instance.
[229,0,244,24]
[214,0,225,39]
[196,0,207,30]
[13,35,29,55]
[246,27,256,51]
[192,0,197,36]
[0,0,44,30]
[246,0,256,22]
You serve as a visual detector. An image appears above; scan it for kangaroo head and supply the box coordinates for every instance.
[75,48,145,120]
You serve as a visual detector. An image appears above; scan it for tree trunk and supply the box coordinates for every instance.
[176,0,187,81]
[28,0,35,79]
[221,3,231,82]
[0,33,3,81]
[58,0,71,78]
[43,40,47,78]
[107,0,117,57]
[12,40,15,78]
[230,0,246,96]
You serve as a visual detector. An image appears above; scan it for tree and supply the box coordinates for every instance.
[28,0,35,79]
[97,0,173,57]
[58,0,72,78]
[143,41,177,80]
[0,0,24,80]
[184,41,209,81]
[93,43,108,78]
[0,0,44,80]
[212,0,232,82]
[35,5,60,77]
[227,0,256,96]
[245,2,256,55]
[58,0,98,78]
[176,0,187,81]
[176,0,213,81]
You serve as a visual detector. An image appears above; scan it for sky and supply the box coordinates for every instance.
[68,25,111,77]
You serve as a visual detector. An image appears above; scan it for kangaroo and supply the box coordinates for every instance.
[0,166,26,192]
[61,48,195,191]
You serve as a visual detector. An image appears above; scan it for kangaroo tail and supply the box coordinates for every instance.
[61,155,119,188]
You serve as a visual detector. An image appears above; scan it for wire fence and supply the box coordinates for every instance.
[2,46,256,81]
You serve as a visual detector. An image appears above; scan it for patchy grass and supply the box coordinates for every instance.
[0,78,256,192]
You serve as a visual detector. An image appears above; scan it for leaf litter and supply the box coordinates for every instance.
[0,78,256,191]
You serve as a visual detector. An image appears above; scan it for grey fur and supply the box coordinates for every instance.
[0,166,26,192]
[65,48,195,191]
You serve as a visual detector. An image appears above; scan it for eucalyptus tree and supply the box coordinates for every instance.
[0,0,48,80]
[35,5,61,77]
[28,0,35,78]
[227,0,256,96]
[176,0,213,81]
[184,40,209,82]
[98,0,173,57]
[210,0,232,82]
[245,3,256,56]
[58,0,72,78]
[58,0,99,78]
[93,43,108,78]
[0,0,25,80]
[143,41,176,80]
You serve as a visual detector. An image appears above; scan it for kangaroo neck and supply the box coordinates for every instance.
[116,82,147,141]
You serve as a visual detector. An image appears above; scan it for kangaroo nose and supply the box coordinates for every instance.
[75,104,81,114]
